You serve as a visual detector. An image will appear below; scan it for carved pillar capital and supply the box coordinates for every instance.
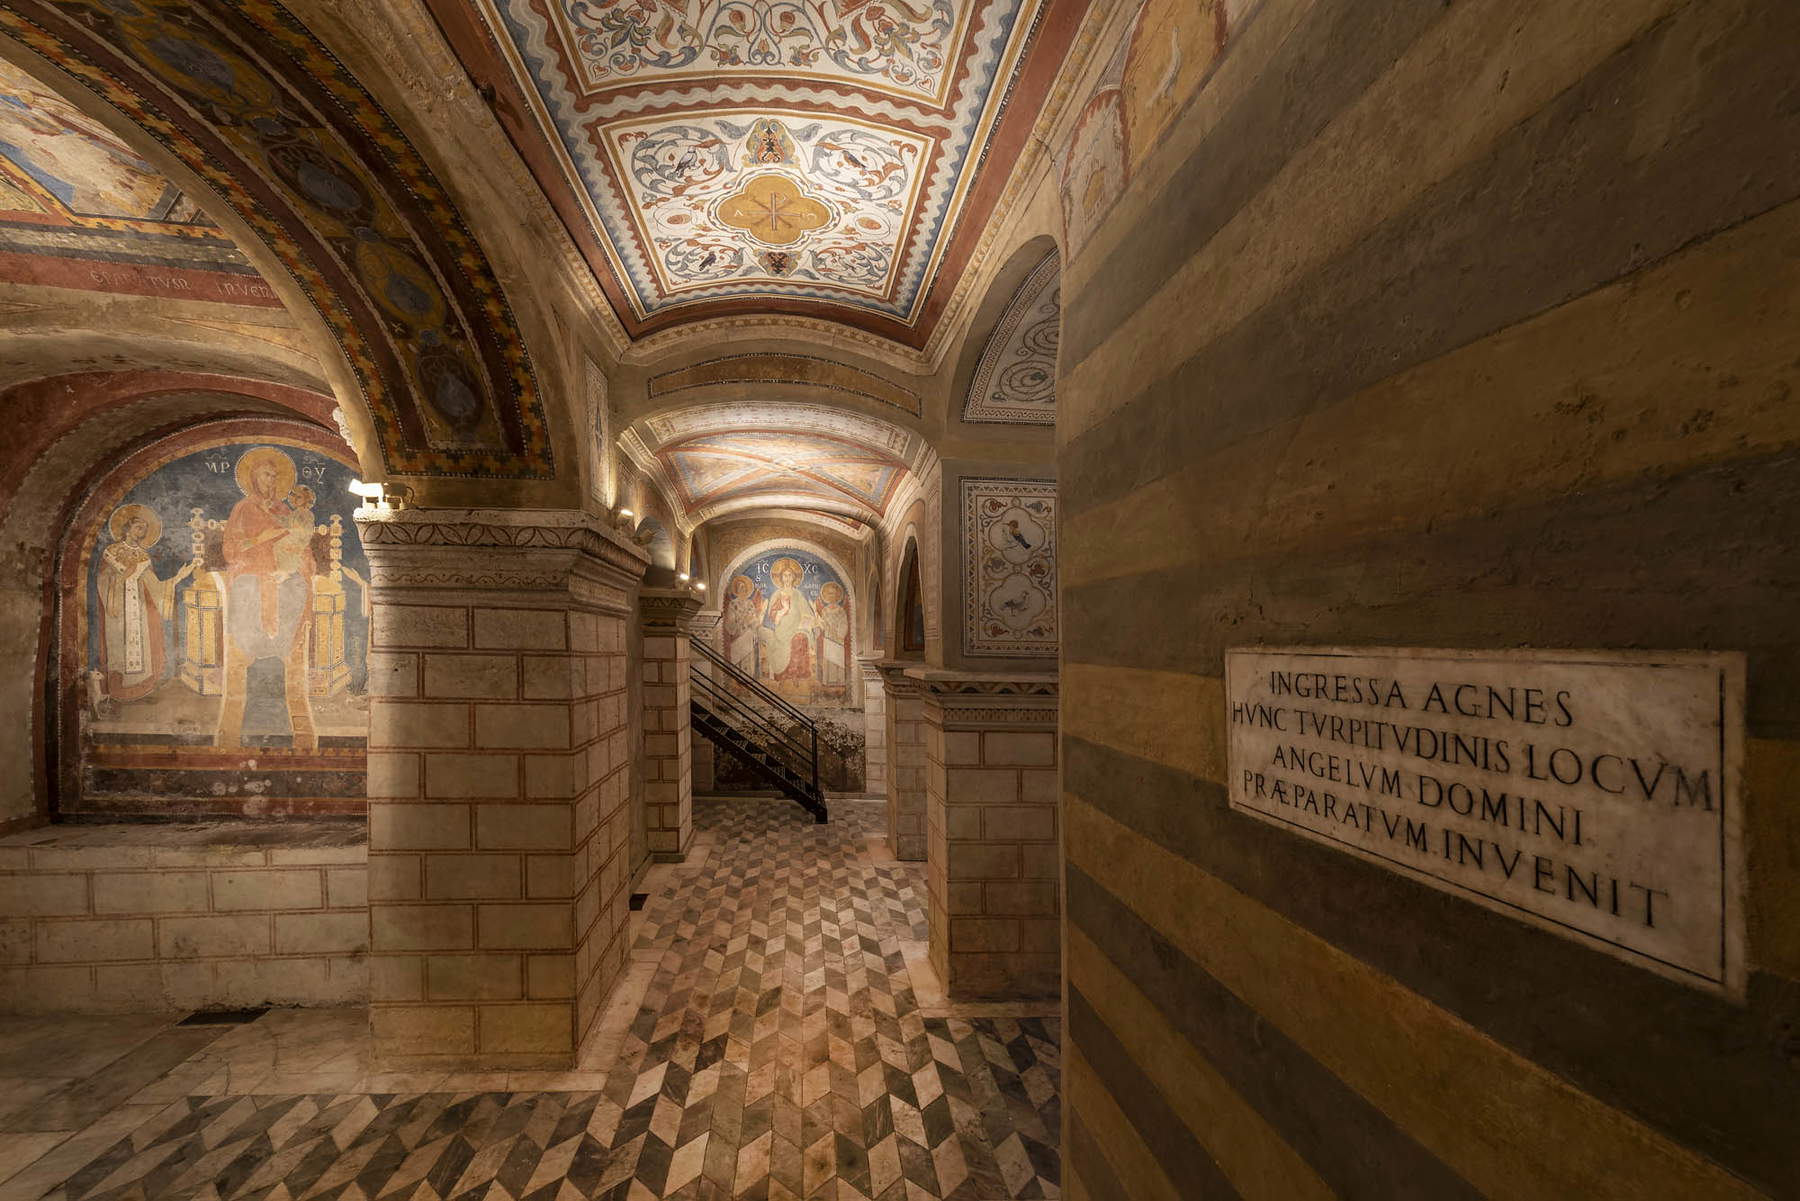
[906,667,1059,730]
[872,658,926,698]
[354,506,649,614]
[638,587,706,633]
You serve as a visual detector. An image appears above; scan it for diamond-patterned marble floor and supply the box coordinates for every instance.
[5,799,1061,1200]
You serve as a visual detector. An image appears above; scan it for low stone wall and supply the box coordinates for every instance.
[0,822,367,1013]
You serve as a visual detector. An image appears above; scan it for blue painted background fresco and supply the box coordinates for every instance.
[85,442,370,703]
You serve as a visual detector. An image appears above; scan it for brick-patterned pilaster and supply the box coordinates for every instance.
[860,658,888,799]
[639,589,702,862]
[357,508,647,1067]
[912,669,1059,1000]
[874,661,926,861]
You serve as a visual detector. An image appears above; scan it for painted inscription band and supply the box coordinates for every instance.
[1225,647,1744,994]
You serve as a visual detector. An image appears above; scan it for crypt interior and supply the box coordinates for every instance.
[0,0,1797,1197]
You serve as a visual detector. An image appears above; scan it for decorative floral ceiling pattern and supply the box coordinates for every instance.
[450,0,1070,342]
[626,401,929,523]
[964,248,1057,424]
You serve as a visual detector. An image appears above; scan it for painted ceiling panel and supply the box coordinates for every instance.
[630,400,926,522]
[0,58,268,304]
[463,0,1060,338]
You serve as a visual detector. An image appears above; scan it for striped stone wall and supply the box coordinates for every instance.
[1058,0,1800,1196]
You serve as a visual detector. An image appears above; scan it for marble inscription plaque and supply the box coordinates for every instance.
[1226,647,1744,993]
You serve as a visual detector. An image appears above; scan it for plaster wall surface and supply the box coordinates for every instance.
[1057,0,1800,1196]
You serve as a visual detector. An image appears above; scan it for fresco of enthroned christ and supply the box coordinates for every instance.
[717,549,853,707]
[762,557,818,697]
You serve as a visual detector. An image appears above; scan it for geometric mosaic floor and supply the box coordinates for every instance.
[8,799,1061,1200]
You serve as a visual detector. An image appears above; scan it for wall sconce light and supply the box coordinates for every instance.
[677,572,690,582]
[349,480,411,511]
[349,479,389,512]
[695,582,706,593]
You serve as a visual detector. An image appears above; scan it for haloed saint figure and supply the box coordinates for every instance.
[218,447,320,750]
[95,505,194,707]
[718,549,853,707]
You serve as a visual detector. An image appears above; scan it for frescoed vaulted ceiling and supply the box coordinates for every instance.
[430,0,1081,345]
[623,401,932,524]
[0,57,274,307]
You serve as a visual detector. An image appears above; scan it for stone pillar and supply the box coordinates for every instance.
[358,508,648,1067]
[874,661,926,861]
[639,588,702,862]
[913,669,1059,1000]
[860,658,888,800]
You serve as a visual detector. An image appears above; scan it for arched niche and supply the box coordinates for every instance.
[893,534,926,660]
[0,5,555,480]
[951,234,1061,432]
[53,416,369,819]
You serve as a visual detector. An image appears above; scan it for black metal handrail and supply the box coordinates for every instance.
[691,638,820,800]
[692,639,811,725]
[691,670,813,766]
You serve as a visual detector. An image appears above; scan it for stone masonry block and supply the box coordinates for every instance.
[327,868,368,909]
[945,769,1018,805]
[366,652,419,697]
[944,732,982,765]
[984,881,1058,916]
[947,844,1020,880]
[366,753,421,800]
[983,731,1057,765]
[275,912,369,955]
[425,855,523,900]
[371,904,474,951]
[476,705,572,750]
[981,806,1057,843]
[37,918,153,962]
[474,608,565,651]
[371,1005,476,1056]
[371,803,471,851]
[476,804,571,851]
[0,874,89,916]
[427,954,523,1001]
[371,701,470,749]
[424,654,519,699]
[368,854,423,901]
[212,869,322,911]
[92,872,207,916]
[159,915,269,959]
[478,1002,572,1054]
[950,917,1019,953]
[527,954,574,999]
[425,755,519,799]
[522,657,576,699]
[370,954,424,1001]
[477,904,574,950]
[373,606,468,649]
[1021,770,1058,805]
